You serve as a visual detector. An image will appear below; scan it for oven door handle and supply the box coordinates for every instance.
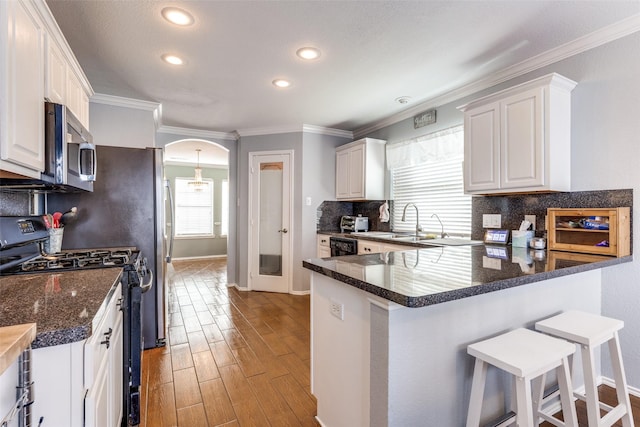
[140,268,154,293]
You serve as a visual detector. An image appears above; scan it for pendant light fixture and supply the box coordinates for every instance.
[188,149,208,191]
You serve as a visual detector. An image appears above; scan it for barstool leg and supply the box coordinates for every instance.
[557,356,578,427]
[515,376,535,427]
[581,344,601,427]
[467,358,488,427]
[608,332,635,427]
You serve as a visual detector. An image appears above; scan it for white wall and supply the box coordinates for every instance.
[237,131,350,293]
[89,102,156,148]
[367,32,640,388]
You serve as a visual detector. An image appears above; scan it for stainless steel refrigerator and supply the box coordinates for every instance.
[48,146,172,349]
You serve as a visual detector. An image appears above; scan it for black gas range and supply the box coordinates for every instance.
[0,215,149,426]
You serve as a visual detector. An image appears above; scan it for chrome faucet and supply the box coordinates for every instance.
[401,203,422,236]
[431,213,447,239]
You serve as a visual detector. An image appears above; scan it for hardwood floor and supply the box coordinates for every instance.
[139,258,318,426]
[140,258,640,426]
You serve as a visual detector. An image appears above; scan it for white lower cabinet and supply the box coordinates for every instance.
[29,283,123,427]
[84,282,123,427]
[317,234,331,258]
[357,241,383,255]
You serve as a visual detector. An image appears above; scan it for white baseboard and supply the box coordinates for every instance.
[314,416,327,427]
[171,254,227,261]
[232,283,250,291]
[600,375,640,397]
[290,289,310,296]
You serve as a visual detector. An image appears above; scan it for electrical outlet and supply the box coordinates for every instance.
[483,214,502,228]
[525,215,536,230]
[329,300,344,320]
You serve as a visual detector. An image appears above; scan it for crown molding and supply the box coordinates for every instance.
[157,125,238,142]
[236,125,303,137]
[90,93,160,111]
[237,124,352,138]
[354,13,640,139]
[302,125,353,139]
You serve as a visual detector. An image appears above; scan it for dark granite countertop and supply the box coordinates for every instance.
[0,268,122,348]
[303,245,632,307]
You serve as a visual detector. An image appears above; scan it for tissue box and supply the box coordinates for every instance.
[512,230,534,248]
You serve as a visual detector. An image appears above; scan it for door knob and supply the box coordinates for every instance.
[278,228,288,233]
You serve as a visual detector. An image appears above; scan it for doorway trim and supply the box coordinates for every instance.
[247,149,294,293]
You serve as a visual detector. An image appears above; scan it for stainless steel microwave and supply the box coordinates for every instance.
[0,103,96,192]
[43,102,96,191]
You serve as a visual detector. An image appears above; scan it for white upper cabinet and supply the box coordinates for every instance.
[1,0,92,178]
[459,73,577,195]
[336,138,386,200]
[43,3,92,129]
[45,35,66,104]
[0,0,46,177]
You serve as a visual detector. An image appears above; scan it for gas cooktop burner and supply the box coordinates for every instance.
[17,248,137,273]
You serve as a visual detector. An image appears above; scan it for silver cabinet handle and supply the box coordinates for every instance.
[278,228,288,233]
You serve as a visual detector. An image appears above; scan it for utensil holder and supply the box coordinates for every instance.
[44,228,64,254]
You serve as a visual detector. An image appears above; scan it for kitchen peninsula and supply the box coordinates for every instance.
[303,245,631,426]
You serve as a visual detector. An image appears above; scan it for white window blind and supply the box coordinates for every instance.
[389,126,472,237]
[175,177,214,236]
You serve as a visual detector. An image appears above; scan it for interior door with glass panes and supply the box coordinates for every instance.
[248,151,292,293]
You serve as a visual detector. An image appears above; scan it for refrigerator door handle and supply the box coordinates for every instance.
[165,179,175,263]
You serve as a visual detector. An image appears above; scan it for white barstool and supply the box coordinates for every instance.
[467,328,578,427]
[536,310,635,427]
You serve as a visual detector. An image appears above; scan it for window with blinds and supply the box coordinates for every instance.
[221,180,229,236]
[389,126,471,237]
[175,177,214,236]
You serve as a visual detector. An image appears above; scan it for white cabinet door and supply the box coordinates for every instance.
[46,37,66,104]
[336,138,385,201]
[0,0,45,176]
[463,102,500,192]
[347,144,365,199]
[500,87,544,189]
[460,73,575,194]
[85,355,109,427]
[109,308,123,426]
[66,70,84,123]
[84,283,122,427]
[336,150,350,199]
[317,234,331,257]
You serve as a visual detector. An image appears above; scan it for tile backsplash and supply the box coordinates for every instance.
[0,191,31,216]
[318,189,633,242]
[317,200,393,232]
[471,189,633,240]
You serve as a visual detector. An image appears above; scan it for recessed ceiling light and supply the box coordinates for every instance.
[161,7,195,26]
[272,79,291,88]
[395,96,412,104]
[162,54,184,65]
[296,47,321,60]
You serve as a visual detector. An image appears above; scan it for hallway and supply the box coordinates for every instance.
[139,258,317,426]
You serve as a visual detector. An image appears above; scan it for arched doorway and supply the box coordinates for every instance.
[163,139,230,260]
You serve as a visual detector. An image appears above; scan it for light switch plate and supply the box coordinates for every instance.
[483,214,502,228]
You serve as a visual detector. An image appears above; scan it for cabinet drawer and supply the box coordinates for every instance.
[84,283,122,388]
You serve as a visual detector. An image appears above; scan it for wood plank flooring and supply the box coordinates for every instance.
[139,258,640,426]
[139,258,318,426]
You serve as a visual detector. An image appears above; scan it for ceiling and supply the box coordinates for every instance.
[47,1,639,138]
